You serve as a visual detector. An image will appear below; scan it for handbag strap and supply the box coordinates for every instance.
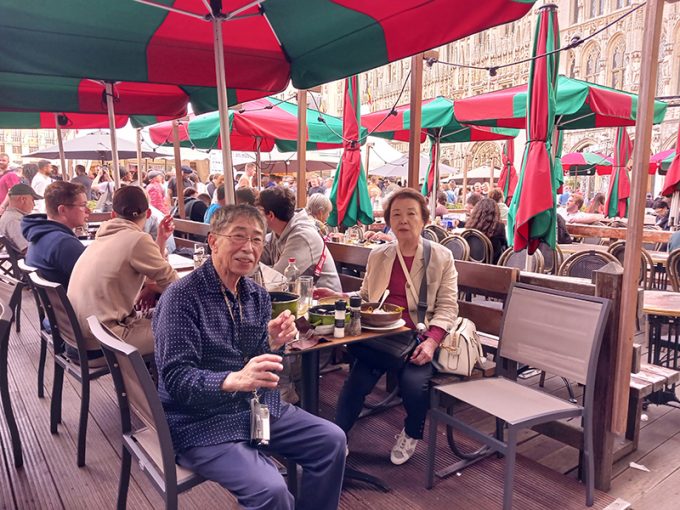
[396,240,431,324]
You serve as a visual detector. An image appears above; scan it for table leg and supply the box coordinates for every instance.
[300,350,320,416]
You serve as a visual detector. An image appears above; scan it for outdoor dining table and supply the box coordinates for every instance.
[566,223,672,244]
[558,243,669,266]
[643,290,680,403]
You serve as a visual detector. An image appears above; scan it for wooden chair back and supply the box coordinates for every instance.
[668,248,680,292]
[421,229,438,242]
[497,248,545,273]
[459,229,493,264]
[558,250,621,280]
[424,224,448,242]
[440,234,469,261]
[538,242,563,275]
[607,240,653,289]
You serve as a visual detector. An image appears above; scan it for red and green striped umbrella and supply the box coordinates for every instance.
[456,75,667,130]
[652,149,675,175]
[605,127,632,218]
[148,97,359,153]
[362,97,517,196]
[0,111,127,129]
[561,152,613,176]
[499,139,518,204]
[329,76,373,228]
[1,1,537,92]
[507,4,560,254]
[662,127,680,196]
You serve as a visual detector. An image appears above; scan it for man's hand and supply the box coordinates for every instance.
[158,214,175,245]
[135,286,158,314]
[268,309,297,348]
[409,338,438,366]
[312,287,346,301]
[221,354,284,392]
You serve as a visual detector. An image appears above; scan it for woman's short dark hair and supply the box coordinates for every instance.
[235,186,257,206]
[45,181,86,217]
[257,187,295,222]
[383,188,429,228]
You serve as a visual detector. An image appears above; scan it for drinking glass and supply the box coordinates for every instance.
[193,244,206,269]
[298,276,314,316]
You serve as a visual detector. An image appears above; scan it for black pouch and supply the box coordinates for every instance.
[348,331,418,371]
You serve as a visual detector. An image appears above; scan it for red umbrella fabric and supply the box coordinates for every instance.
[651,149,674,175]
[499,139,518,204]
[328,76,373,228]
[561,152,613,176]
[662,127,680,196]
[606,127,632,217]
[507,4,560,254]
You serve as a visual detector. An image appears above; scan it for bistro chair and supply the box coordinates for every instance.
[497,248,545,273]
[87,316,207,510]
[424,224,449,242]
[607,241,654,289]
[0,236,23,332]
[440,234,470,261]
[0,237,17,278]
[459,229,493,264]
[558,250,621,280]
[18,259,52,398]
[426,283,611,509]
[421,228,439,243]
[0,274,23,468]
[667,248,680,292]
[29,272,110,467]
[538,242,563,275]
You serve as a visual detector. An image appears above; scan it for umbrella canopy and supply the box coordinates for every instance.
[450,166,502,182]
[561,152,613,176]
[507,4,560,254]
[23,132,161,160]
[499,139,518,204]
[606,127,632,218]
[232,149,340,175]
[370,154,457,179]
[651,149,675,175]
[148,97,357,152]
[456,75,667,130]
[662,127,680,196]
[1,1,537,91]
[0,111,128,129]
[328,76,373,228]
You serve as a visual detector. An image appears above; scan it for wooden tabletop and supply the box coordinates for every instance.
[558,243,668,266]
[643,290,680,317]
[287,326,410,354]
[566,223,672,244]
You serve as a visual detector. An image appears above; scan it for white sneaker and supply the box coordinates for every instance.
[390,429,418,465]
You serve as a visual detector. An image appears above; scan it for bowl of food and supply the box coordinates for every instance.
[308,304,350,327]
[360,302,403,327]
[269,291,299,318]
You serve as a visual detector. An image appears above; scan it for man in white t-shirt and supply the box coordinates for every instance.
[31,160,53,213]
[557,193,602,224]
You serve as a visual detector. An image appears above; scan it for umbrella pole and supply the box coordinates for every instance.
[462,154,469,205]
[105,82,121,190]
[212,16,235,205]
[407,54,423,190]
[489,156,494,189]
[136,128,143,186]
[255,137,262,189]
[297,90,308,208]
[429,137,441,219]
[615,0,665,437]
[172,120,186,219]
[54,114,68,181]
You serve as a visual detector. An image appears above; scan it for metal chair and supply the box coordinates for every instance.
[0,237,16,277]
[440,234,470,261]
[459,229,493,264]
[87,316,207,510]
[497,247,545,273]
[607,240,654,289]
[558,250,621,280]
[18,259,52,398]
[0,274,23,468]
[667,248,680,292]
[29,272,110,467]
[421,228,439,242]
[0,236,23,332]
[426,283,611,509]
[424,224,448,242]
[538,242,563,275]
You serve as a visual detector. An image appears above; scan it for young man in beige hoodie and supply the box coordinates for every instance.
[68,186,178,358]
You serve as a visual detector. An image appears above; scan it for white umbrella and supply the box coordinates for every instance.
[369,154,457,179]
[450,165,501,182]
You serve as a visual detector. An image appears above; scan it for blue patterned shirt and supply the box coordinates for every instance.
[153,259,281,452]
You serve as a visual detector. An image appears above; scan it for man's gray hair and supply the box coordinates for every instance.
[210,204,266,235]
[305,193,332,217]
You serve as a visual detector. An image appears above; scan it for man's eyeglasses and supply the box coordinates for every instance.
[213,232,264,248]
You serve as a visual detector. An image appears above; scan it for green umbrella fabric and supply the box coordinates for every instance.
[0,1,537,92]
[456,75,667,130]
[328,76,373,228]
[0,111,127,129]
[652,149,675,175]
[606,127,632,218]
[507,4,560,254]
[561,152,613,176]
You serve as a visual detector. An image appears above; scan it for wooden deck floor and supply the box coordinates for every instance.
[0,290,676,509]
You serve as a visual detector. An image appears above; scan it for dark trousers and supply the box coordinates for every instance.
[335,356,434,439]
[177,404,346,510]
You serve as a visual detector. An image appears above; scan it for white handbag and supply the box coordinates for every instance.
[433,317,485,377]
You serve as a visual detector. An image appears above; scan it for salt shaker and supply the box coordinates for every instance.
[347,296,362,336]
[334,300,346,338]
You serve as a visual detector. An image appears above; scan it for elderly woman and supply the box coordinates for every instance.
[331,188,458,465]
[305,192,333,237]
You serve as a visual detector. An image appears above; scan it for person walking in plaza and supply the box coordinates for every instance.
[153,205,346,510]
[31,160,53,213]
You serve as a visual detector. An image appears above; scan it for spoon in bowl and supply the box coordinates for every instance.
[376,289,390,311]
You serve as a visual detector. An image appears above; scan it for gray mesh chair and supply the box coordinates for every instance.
[459,229,493,264]
[538,242,563,275]
[0,275,23,468]
[29,272,110,467]
[440,234,470,261]
[424,224,448,242]
[87,316,206,510]
[421,228,439,242]
[426,283,611,509]
[558,250,621,280]
[607,240,653,289]
[497,247,545,273]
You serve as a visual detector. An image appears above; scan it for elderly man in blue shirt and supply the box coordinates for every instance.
[153,205,346,510]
